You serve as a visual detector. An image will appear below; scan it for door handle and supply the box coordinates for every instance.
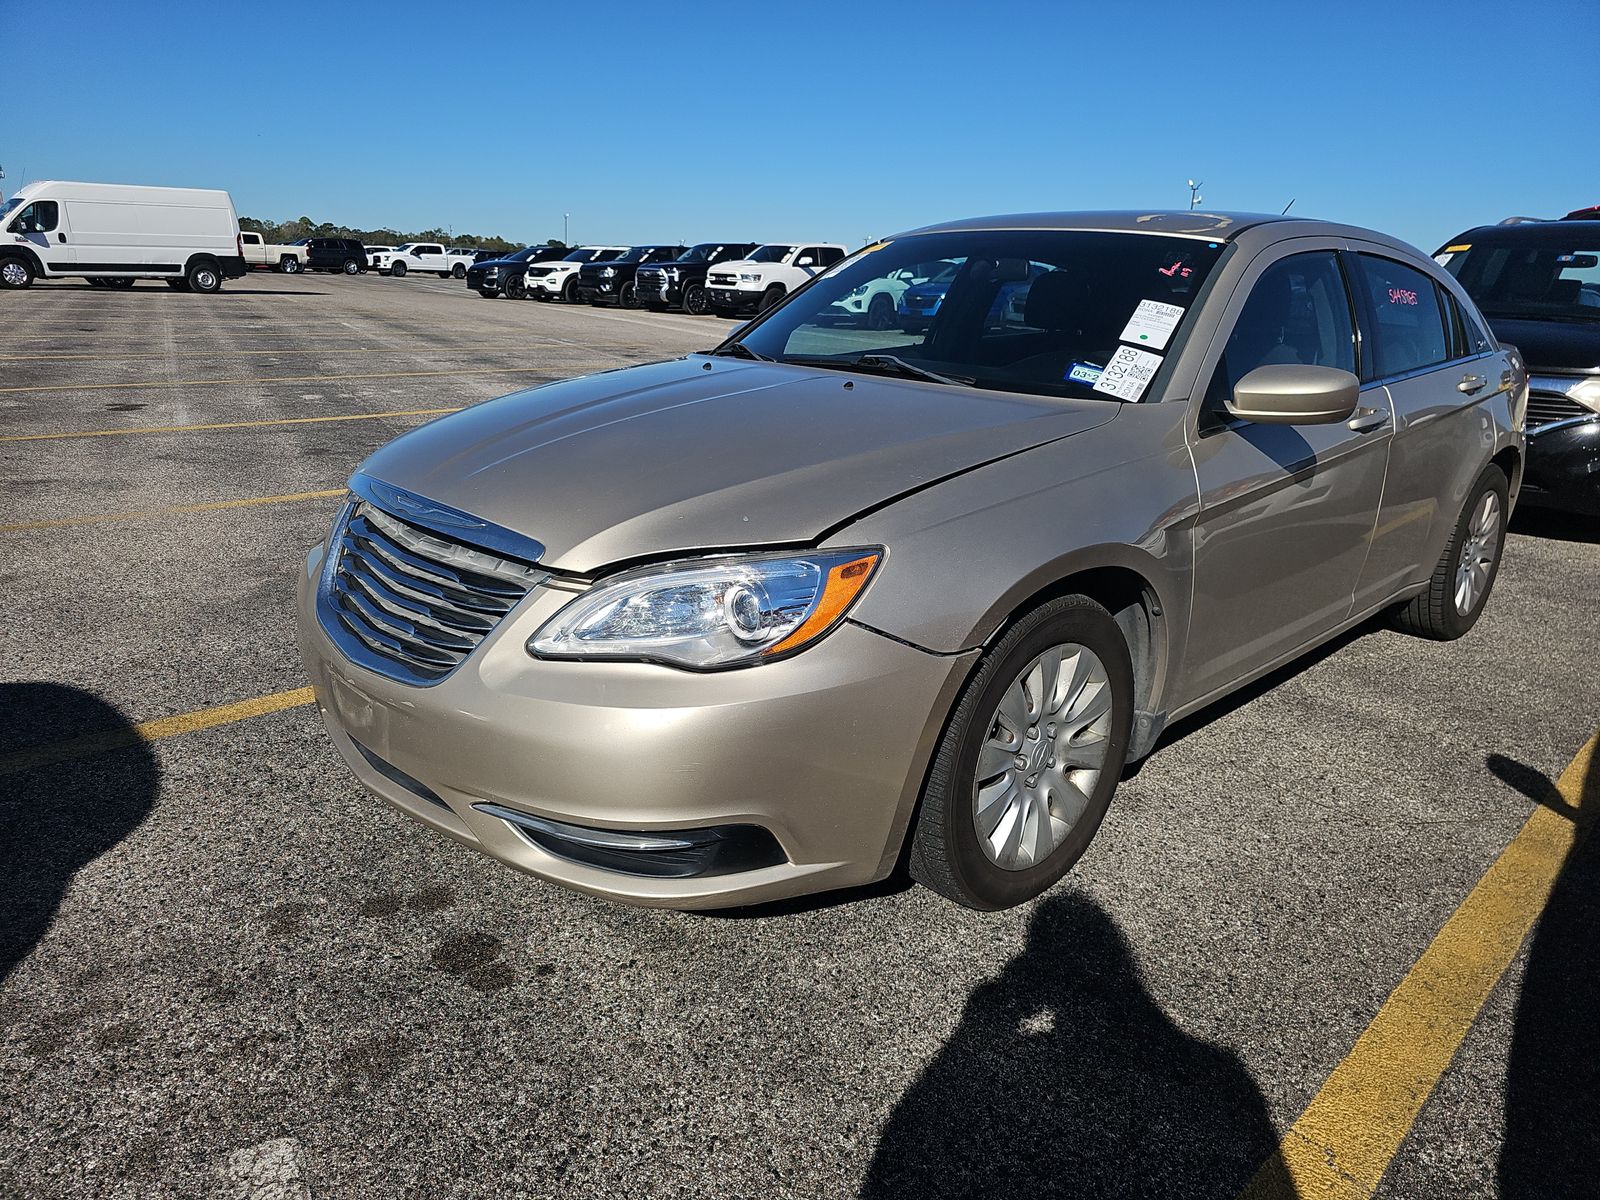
[1347,408,1389,433]
[1458,373,1487,394]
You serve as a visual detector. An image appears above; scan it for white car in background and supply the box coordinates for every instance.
[704,243,849,317]
[523,246,628,302]
[821,259,959,329]
[365,245,395,268]
[371,243,477,279]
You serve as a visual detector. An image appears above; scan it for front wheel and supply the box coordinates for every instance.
[909,595,1134,910]
[279,257,302,274]
[0,257,35,289]
[618,280,640,309]
[186,261,222,294]
[561,276,579,304]
[758,284,785,313]
[681,281,708,316]
[1393,463,1509,640]
[866,292,896,330]
[503,274,526,301]
[390,261,407,278]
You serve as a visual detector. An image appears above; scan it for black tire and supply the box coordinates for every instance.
[909,595,1134,910]
[0,256,35,289]
[279,257,302,274]
[391,261,407,278]
[866,291,896,330]
[561,276,580,304]
[167,278,189,291]
[110,278,136,289]
[185,261,222,294]
[1393,463,1509,640]
[451,263,467,279]
[503,274,526,301]
[681,282,709,316]
[618,280,640,310]
[758,285,785,312]
[342,258,360,275]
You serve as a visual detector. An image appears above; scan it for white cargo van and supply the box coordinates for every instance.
[0,180,248,293]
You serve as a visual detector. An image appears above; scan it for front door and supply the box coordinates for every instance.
[1181,247,1392,703]
[6,199,73,273]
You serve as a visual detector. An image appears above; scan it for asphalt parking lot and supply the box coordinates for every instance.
[1,272,1596,1200]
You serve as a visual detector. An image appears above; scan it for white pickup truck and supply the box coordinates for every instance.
[238,230,304,273]
[704,242,849,316]
[370,242,478,279]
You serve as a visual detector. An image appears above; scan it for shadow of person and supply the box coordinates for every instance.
[861,890,1287,1200]
[0,683,160,986]
[1491,745,1600,1198]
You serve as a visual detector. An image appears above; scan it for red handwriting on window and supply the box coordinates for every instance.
[1388,287,1418,305]
[1159,260,1192,278]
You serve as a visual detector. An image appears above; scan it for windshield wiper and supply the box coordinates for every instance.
[782,353,974,387]
[708,342,772,361]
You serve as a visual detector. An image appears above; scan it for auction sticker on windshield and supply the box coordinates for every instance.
[1093,345,1163,401]
[1118,299,1185,350]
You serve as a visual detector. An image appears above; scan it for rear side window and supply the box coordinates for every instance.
[817,247,846,267]
[1354,255,1450,379]
[9,201,59,234]
[1442,288,1493,357]
[1206,251,1357,405]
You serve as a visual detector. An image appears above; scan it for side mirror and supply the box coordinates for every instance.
[1226,364,1359,425]
[797,257,814,267]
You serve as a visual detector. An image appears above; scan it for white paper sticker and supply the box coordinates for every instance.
[1092,345,1164,402]
[1433,252,1454,267]
[1117,299,1185,350]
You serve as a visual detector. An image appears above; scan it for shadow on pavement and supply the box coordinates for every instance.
[1492,743,1600,1198]
[860,890,1288,1199]
[1508,507,1599,545]
[0,683,159,986]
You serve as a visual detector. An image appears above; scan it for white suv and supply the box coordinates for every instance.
[522,246,629,302]
[372,243,477,279]
[704,243,848,317]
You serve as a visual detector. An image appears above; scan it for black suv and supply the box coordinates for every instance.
[1437,214,1600,515]
[466,245,571,300]
[635,243,758,315]
[576,245,687,308]
[305,238,369,275]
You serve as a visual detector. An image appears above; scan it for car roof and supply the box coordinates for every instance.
[1440,220,1600,248]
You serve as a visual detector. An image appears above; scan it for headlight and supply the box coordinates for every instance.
[739,272,761,282]
[600,267,616,278]
[664,267,679,279]
[1571,376,1600,414]
[529,548,882,670]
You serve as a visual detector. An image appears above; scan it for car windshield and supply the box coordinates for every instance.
[615,247,654,263]
[507,247,537,261]
[677,244,724,263]
[565,248,606,262]
[728,230,1228,403]
[0,198,22,220]
[1441,239,1600,322]
[747,244,795,263]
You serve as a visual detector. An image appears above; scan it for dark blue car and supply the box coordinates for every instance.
[897,261,1045,332]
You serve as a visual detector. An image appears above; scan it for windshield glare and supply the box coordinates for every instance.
[679,243,722,263]
[1443,241,1600,321]
[730,230,1227,403]
[747,245,795,263]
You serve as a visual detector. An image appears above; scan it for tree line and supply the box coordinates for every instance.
[238,216,565,254]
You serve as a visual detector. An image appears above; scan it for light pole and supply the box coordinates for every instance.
[1187,179,1204,211]
[564,213,570,245]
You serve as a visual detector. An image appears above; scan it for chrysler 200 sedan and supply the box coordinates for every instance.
[296,211,1526,911]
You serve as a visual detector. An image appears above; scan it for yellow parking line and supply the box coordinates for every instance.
[0,687,317,778]
[1239,729,1600,1200]
[0,406,461,443]
[0,488,346,533]
[0,365,547,395]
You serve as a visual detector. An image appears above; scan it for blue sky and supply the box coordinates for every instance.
[10,0,1595,252]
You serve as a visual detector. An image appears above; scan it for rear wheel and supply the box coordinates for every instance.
[452,263,467,279]
[186,261,222,293]
[1393,463,1509,640]
[279,257,302,274]
[0,257,35,289]
[682,281,709,315]
[909,595,1134,910]
[342,258,360,275]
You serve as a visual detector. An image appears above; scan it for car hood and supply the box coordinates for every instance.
[1486,316,1600,373]
[357,356,1119,572]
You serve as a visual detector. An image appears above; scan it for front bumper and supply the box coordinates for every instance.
[706,286,762,312]
[296,545,972,908]
[526,273,566,294]
[1521,417,1600,515]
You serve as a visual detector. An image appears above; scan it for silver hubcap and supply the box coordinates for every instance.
[2,262,26,285]
[973,643,1113,871]
[1454,490,1501,616]
[197,271,216,289]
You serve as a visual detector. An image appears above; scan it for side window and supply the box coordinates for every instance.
[1441,287,1492,357]
[10,201,59,234]
[1354,255,1450,379]
[1206,251,1356,405]
[818,247,845,267]
[798,246,822,267]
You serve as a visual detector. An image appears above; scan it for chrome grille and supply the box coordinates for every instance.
[708,272,737,287]
[1526,390,1592,428]
[323,501,545,684]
